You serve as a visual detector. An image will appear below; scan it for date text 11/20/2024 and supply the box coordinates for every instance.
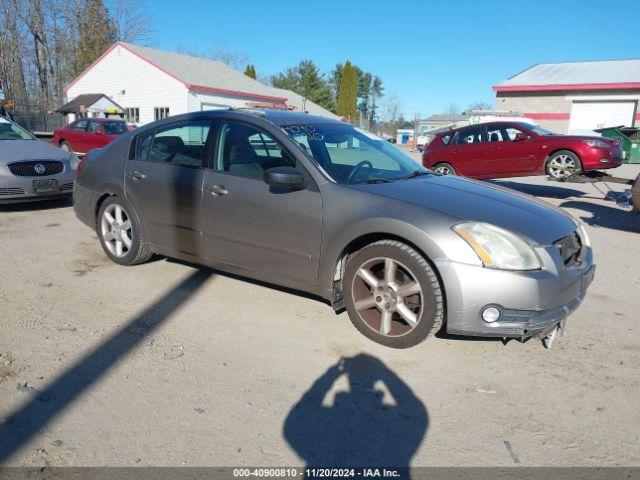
[233,468,402,478]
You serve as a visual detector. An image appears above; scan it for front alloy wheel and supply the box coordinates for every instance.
[344,240,444,348]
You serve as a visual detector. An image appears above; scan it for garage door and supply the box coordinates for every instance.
[569,101,636,134]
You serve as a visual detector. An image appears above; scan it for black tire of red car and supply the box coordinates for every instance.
[344,240,444,349]
[433,162,456,175]
[96,196,153,266]
[545,150,582,180]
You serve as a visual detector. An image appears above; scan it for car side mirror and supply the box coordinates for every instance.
[263,166,305,190]
[514,132,529,142]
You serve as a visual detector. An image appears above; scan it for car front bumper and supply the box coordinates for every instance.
[581,146,623,170]
[0,164,76,204]
[437,245,595,339]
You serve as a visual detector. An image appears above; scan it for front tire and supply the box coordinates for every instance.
[433,162,456,175]
[97,196,152,266]
[343,240,444,349]
[546,150,582,180]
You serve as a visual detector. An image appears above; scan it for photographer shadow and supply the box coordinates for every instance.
[284,354,427,470]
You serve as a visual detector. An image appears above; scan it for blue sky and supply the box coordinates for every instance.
[146,0,640,118]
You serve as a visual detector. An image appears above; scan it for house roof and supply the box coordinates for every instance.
[66,42,287,103]
[494,59,640,92]
[56,93,123,113]
[268,87,340,119]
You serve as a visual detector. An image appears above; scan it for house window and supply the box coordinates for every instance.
[125,107,140,123]
[154,107,170,121]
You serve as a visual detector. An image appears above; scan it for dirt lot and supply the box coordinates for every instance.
[1,162,639,468]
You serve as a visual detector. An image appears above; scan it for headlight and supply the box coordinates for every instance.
[583,139,609,148]
[453,222,541,271]
[577,223,591,248]
[69,153,80,171]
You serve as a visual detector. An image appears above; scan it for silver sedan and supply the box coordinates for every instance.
[0,117,78,204]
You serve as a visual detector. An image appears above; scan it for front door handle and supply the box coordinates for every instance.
[208,185,229,196]
[128,171,146,180]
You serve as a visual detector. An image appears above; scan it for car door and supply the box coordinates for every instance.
[449,125,487,177]
[484,124,540,177]
[201,119,323,284]
[85,120,108,153]
[67,119,88,153]
[124,119,212,257]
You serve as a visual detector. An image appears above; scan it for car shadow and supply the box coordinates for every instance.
[489,179,586,199]
[283,353,427,470]
[0,197,73,212]
[0,269,213,464]
[560,200,640,233]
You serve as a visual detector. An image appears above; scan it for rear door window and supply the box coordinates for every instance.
[454,126,485,145]
[132,120,213,168]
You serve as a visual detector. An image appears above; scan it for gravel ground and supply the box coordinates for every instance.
[0,160,639,468]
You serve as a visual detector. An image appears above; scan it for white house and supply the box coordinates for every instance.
[65,42,339,125]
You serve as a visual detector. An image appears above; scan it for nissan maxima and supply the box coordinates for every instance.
[73,109,594,348]
[0,116,78,203]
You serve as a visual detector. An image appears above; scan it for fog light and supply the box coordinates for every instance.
[482,306,501,323]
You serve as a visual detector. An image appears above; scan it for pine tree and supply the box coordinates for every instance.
[271,60,335,112]
[244,64,256,79]
[336,61,358,122]
[74,0,116,76]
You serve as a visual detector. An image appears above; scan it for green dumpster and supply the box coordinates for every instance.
[595,126,640,164]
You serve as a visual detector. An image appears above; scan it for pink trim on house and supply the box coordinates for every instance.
[493,83,640,92]
[65,41,289,103]
[523,113,570,120]
[636,113,640,121]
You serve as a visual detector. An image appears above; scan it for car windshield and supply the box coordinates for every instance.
[0,117,35,140]
[282,123,429,184]
[102,121,127,135]
[520,123,556,136]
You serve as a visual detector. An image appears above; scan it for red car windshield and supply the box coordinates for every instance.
[103,121,127,135]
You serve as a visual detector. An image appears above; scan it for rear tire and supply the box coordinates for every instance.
[96,196,152,266]
[433,162,456,175]
[546,150,582,180]
[343,240,444,349]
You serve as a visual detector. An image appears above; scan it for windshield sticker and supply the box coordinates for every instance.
[283,124,325,141]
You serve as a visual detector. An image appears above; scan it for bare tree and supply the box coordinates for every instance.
[0,0,29,106]
[444,102,461,116]
[111,0,154,43]
[379,93,402,123]
[467,100,493,112]
[209,41,250,71]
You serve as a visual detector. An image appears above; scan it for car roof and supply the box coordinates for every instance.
[439,120,529,135]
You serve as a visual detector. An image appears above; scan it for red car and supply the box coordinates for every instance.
[53,118,128,156]
[422,121,623,180]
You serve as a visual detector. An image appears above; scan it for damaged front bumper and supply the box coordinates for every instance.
[438,245,595,340]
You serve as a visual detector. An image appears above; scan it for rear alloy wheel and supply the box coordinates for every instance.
[546,151,581,180]
[433,162,456,175]
[344,240,444,348]
[97,197,152,266]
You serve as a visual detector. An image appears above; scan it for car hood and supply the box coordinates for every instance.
[543,134,616,144]
[0,140,70,164]
[355,175,577,245]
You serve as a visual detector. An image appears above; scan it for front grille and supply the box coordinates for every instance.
[554,231,583,268]
[60,182,74,191]
[8,161,63,177]
[0,187,26,196]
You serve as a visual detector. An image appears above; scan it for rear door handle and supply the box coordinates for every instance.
[128,171,146,180]
[208,184,228,196]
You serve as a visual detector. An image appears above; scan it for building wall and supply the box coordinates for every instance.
[496,89,640,133]
[66,44,189,125]
[187,90,281,112]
